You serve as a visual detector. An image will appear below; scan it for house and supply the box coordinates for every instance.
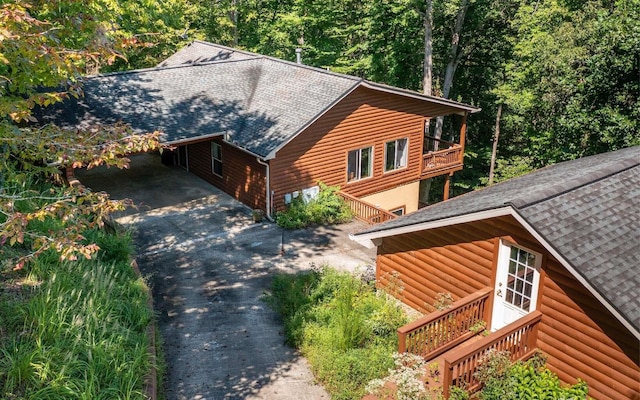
[44,41,479,219]
[351,147,640,399]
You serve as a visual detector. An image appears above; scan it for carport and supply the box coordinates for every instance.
[77,152,374,399]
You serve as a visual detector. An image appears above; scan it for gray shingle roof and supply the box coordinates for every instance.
[354,146,640,334]
[157,41,258,67]
[44,57,360,158]
[42,41,478,159]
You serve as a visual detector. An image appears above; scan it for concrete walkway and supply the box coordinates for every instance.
[77,154,375,400]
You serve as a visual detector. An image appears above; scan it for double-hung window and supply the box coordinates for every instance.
[347,146,373,182]
[211,142,222,176]
[385,138,408,172]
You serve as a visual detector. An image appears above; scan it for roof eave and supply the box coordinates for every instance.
[350,207,513,247]
[263,80,363,160]
[360,81,481,115]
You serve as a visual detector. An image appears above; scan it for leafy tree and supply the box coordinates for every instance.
[0,1,160,269]
[495,0,640,169]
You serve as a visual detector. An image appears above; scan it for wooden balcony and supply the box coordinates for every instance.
[397,288,492,361]
[421,136,464,179]
[442,310,542,398]
[337,191,397,224]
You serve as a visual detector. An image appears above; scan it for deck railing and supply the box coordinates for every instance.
[442,310,542,398]
[422,145,463,176]
[337,191,397,224]
[397,288,492,361]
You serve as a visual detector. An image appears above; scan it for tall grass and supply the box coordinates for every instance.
[264,267,408,399]
[0,229,152,399]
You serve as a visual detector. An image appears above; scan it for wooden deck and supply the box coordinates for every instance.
[396,289,543,398]
[337,191,397,224]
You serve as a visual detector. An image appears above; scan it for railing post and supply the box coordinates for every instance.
[442,360,453,399]
[398,329,407,353]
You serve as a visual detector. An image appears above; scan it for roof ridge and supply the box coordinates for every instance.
[510,148,640,209]
[84,56,265,80]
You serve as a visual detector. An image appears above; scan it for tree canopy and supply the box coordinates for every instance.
[2,0,638,267]
[0,0,161,268]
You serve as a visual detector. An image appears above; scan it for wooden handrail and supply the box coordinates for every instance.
[337,191,397,225]
[442,310,543,398]
[398,287,492,361]
[422,145,463,177]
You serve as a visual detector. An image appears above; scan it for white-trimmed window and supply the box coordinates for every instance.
[211,142,222,176]
[385,138,408,172]
[347,146,373,182]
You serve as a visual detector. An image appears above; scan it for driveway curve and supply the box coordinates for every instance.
[77,153,375,400]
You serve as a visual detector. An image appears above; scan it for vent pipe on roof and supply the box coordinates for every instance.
[295,47,303,64]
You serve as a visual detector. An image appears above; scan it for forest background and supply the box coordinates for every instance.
[1,0,639,264]
[81,0,639,192]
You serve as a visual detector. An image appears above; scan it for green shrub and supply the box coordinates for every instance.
[275,183,353,229]
[264,267,407,399]
[474,350,589,400]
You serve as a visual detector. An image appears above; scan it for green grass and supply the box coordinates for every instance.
[264,267,408,399]
[0,229,152,399]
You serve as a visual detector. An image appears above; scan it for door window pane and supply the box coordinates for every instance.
[504,245,538,311]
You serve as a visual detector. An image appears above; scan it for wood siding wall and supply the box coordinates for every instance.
[270,86,447,212]
[186,139,266,210]
[377,215,639,400]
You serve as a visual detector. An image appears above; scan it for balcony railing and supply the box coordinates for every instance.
[422,136,463,178]
[442,310,542,398]
[397,288,492,361]
[337,191,397,225]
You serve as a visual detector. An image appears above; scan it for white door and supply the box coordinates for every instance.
[491,240,542,331]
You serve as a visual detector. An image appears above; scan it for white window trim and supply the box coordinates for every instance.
[347,146,374,183]
[211,142,222,177]
[384,137,409,173]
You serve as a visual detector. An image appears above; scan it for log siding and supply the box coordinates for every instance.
[270,86,446,212]
[186,139,266,211]
[377,215,639,399]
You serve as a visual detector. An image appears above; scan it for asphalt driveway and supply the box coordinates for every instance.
[77,153,375,400]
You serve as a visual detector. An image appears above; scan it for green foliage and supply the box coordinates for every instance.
[0,230,152,399]
[472,350,590,400]
[264,267,407,399]
[275,183,353,229]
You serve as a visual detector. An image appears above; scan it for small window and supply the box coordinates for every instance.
[390,207,405,216]
[385,138,408,172]
[347,146,373,182]
[211,142,222,176]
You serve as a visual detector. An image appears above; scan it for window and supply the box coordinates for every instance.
[390,207,405,216]
[211,142,222,176]
[385,138,408,172]
[505,246,539,312]
[347,146,372,182]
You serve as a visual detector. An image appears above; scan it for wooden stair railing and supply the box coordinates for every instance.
[397,287,492,362]
[442,310,542,398]
[337,191,397,225]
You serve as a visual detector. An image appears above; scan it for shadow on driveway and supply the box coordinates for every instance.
[78,153,375,400]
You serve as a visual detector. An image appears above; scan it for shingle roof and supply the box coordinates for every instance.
[42,41,479,159]
[44,57,360,158]
[354,146,640,335]
[157,41,258,67]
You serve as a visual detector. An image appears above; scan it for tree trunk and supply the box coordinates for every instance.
[488,103,502,185]
[419,0,435,206]
[433,0,470,140]
[423,0,433,97]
